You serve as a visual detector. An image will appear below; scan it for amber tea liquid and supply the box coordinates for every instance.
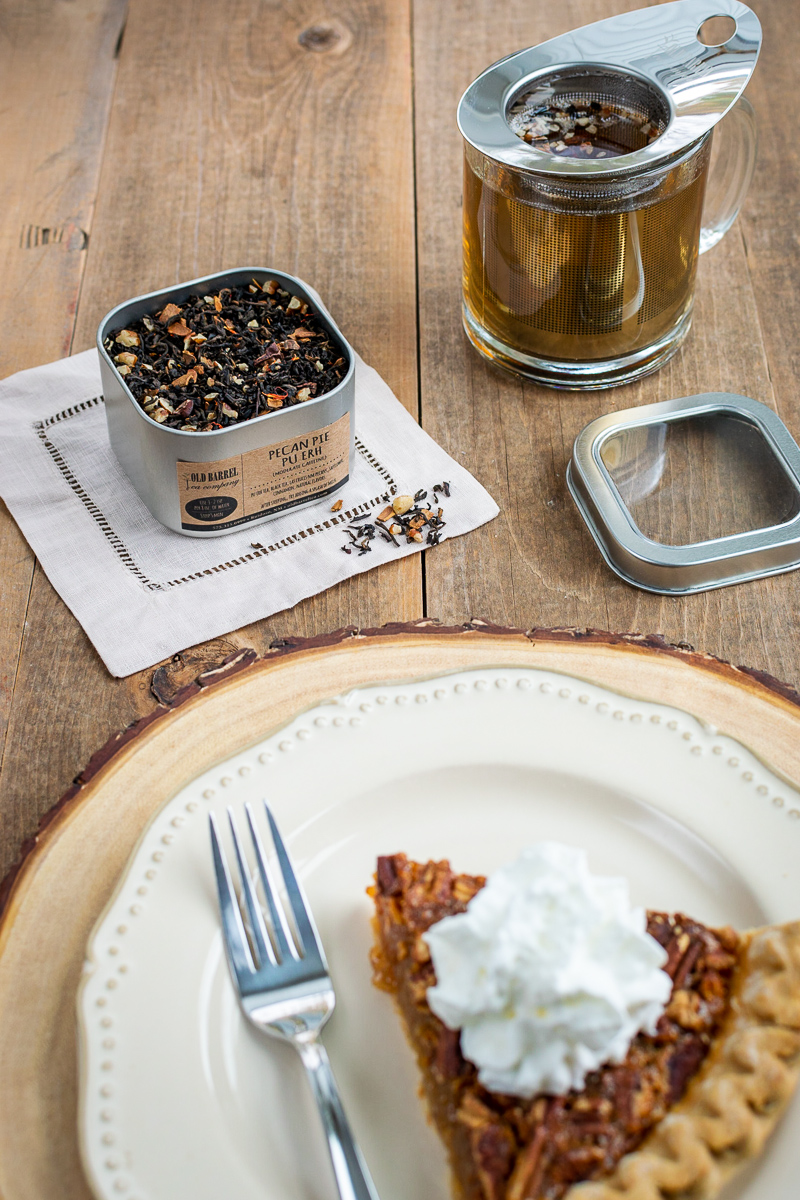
[463,136,710,369]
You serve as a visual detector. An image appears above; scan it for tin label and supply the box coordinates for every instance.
[177,412,350,531]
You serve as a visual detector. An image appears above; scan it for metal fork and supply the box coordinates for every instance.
[209,801,381,1200]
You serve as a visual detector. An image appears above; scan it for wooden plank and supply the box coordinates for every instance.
[3,626,800,1200]
[0,0,127,377]
[0,0,421,882]
[0,0,127,875]
[736,4,800,439]
[413,0,800,688]
[0,507,33,794]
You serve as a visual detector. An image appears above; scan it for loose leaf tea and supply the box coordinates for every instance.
[104,279,348,432]
[341,485,450,555]
[508,96,662,158]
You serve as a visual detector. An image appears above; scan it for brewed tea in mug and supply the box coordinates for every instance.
[458,2,760,389]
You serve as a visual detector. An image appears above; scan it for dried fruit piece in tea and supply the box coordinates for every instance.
[341,485,450,554]
[103,280,348,432]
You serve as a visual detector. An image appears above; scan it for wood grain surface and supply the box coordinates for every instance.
[0,0,798,896]
[2,626,800,1200]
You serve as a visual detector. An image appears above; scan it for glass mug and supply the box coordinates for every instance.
[458,6,760,389]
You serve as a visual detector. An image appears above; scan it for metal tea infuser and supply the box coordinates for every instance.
[458,0,761,388]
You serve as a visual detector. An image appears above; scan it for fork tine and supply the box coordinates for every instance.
[209,813,256,979]
[264,802,326,965]
[245,802,297,962]
[227,807,275,968]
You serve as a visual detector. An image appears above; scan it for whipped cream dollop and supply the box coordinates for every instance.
[424,843,671,1097]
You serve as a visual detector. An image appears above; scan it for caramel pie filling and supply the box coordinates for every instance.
[370,854,739,1200]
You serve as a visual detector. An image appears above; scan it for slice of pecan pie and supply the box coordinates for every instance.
[370,853,800,1200]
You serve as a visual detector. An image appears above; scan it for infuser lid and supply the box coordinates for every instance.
[458,0,761,177]
[566,395,800,595]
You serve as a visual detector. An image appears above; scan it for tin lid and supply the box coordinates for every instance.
[457,0,761,178]
[566,394,800,594]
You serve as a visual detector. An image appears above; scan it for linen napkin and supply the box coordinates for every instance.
[0,349,498,676]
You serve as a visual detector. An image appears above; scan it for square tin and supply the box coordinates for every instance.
[566,393,800,593]
[97,268,355,537]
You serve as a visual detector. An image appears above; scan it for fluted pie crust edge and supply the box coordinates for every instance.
[569,922,800,1200]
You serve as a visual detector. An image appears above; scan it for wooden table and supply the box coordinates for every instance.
[1,0,797,886]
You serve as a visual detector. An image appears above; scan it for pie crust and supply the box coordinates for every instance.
[370,855,800,1200]
[570,921,800,1199]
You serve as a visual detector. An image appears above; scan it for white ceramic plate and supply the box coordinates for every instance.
[78,666,800,1200]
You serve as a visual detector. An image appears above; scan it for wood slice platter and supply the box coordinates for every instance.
[2,621,800,1200]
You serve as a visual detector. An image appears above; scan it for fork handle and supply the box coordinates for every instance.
[297,1039,381,1200]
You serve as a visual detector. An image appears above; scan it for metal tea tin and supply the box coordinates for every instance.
[567,394,800,594]
[97,268,355,538]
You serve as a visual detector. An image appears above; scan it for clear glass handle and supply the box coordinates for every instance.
[699,96,758,254]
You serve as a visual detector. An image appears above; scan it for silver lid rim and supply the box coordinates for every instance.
[568,394,800,595]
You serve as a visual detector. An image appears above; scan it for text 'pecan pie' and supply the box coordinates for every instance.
[370,851,800,1200]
